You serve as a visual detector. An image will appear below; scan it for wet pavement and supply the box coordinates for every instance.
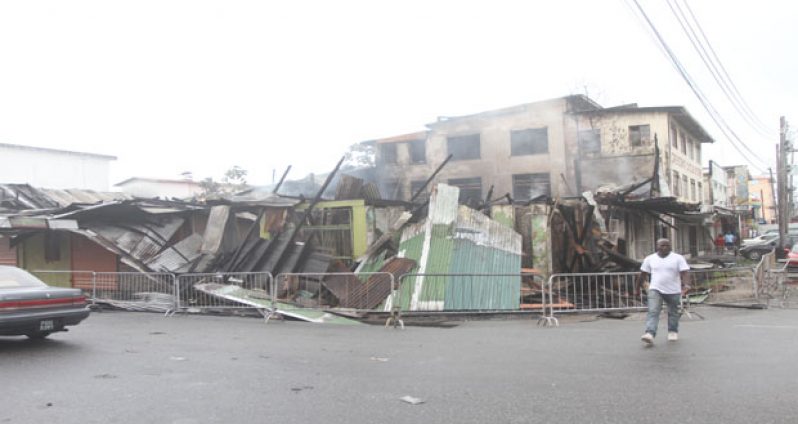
[1,307,797,424]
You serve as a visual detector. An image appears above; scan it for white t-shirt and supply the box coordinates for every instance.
[640,252,690,294]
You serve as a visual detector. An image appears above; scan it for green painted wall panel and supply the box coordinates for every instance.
[21,233,72,287]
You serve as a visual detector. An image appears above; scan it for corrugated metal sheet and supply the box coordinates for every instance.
[346,257,416,310]
[86,217,184,263]
[429,184,459,224]
[334,174,365,200]
[0,184,60,210]
[396,184,522,311]
[396,229,424,310]
[145,233,203,272]
[129,218,184,260]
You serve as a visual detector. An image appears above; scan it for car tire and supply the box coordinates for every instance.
[26,332,52,340]
[748,251,762,261]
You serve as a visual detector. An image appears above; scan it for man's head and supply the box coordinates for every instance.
[656,238,672,257]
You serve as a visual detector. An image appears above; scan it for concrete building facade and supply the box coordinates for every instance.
[114,177,203,199]
[0,143,116,191]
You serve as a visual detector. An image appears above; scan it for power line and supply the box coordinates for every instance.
[668,0,775,138]
[680,0,775,136]
[627,0,769,173]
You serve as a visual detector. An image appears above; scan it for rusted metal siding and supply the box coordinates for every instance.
[71,234,118,290]
[0,236,17,266]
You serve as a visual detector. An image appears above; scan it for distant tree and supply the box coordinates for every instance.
[199,165,249,199]
[342,141,375,169]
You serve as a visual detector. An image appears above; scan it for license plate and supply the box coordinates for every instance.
[39,320,54,331]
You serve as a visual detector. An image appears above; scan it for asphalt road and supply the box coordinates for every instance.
[1,307,797,424]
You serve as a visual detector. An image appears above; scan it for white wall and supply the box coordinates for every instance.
[0,145,113,191]
[116,180,202,199]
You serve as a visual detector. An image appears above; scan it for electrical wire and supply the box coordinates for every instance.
[628,0,769,173]
[667,0,772,139]
[680,0,775,136]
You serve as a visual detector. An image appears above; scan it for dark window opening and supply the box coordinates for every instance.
[447,134,480,161]
[629,125,651,147]
[449,177,482,205]
[44,232,61,262]
[512,173,551,201]
[379,143,397,164]
[578,129,601,154]
[511,128,548,156]
[408,139,426,164]
[671,126,678,148]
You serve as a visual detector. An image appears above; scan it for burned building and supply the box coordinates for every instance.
[368,95,716,261]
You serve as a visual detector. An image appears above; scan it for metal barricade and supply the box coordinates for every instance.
[175,272,273,317]
[687,267,757,305]
[763,260,798,309]
[543,267,760,324]
[546,272,643,319]
[93,272,178,315]
[273,272,398,326]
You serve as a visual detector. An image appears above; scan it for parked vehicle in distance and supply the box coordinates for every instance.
[740,235,798,261]
[741,233,779,247]
[0,266,90,339]
[787,243,798,269]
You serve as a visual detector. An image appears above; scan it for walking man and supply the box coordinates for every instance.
[636,238,691,345]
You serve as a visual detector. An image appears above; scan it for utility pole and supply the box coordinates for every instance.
[769,167,777,224]
[778,117,789,248]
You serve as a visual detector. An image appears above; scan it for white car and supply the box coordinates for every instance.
[741,233,779,247]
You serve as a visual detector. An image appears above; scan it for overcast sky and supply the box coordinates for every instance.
[0,0,795,187]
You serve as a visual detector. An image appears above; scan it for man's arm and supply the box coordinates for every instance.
[635,271,649,296]
[680,270,691,295]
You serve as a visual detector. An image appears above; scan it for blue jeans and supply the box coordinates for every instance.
[644,289,681,337]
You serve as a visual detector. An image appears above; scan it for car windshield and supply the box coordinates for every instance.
[792,244,798,254]
[0,266,47,289]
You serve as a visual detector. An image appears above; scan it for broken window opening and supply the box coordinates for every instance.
[511,127,548,156]
[449,177,482,205]
[670,125,678,149]
[578,129,601,154]
[512,173,551,201]
[628,125,650,147]
[447,134,481,161]
[408,139,426,164]
[378,143,398,164]
[679,132,687,154]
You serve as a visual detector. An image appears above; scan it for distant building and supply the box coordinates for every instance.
[703,160,729,208]
[114,177,203,199]
[723,165,753,237]
[749,175,776,224]
[0,143,116,191]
